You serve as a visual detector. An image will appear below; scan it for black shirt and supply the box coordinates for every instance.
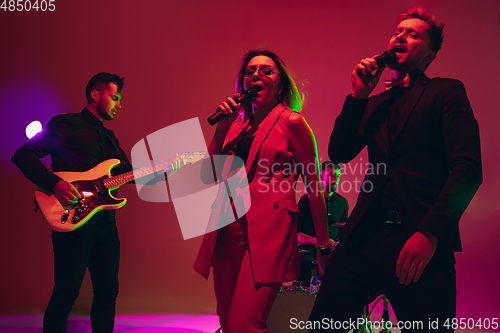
[381,71,426,213]
[298,192,349,244]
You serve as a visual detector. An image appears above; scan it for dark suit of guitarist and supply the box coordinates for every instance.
[309,8,482,332]
[12,73,131,333]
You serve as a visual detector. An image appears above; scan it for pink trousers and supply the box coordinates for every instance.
[212,221,282,333]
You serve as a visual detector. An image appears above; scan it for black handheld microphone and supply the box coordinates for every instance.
[375,50,397,66]
[357,50,398,77]
[207,87,258,126]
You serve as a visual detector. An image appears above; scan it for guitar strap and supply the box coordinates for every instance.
[99,121,127,165]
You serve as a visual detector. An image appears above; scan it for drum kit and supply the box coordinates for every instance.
[214,222,393,333]
[266,274,319,332]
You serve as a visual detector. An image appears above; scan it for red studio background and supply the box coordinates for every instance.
[1,0,499,322]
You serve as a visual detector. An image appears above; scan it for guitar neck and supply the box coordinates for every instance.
[103,160,172,190]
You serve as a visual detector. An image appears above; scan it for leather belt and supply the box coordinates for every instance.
[385,210,402,224]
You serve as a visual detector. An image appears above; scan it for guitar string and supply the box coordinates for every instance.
[72,152,202,192]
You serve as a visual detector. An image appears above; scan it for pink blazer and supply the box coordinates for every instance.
[194,104,302,284]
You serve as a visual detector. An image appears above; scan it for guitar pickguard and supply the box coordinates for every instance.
[68,176,126,224]
[34,159,127,232]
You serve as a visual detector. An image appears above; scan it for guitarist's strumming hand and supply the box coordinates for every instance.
[53,180,81,206]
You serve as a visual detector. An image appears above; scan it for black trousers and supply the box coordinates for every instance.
[297,251,311,287]
[43,219,120,333]
[309,224,456,332]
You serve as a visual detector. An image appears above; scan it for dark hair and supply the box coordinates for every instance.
[320,161,340,173]
[397,7,444,53]
[235,50,303,118]
[85,72,125,103]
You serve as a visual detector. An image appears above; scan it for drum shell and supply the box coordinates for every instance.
[266,284,316,332]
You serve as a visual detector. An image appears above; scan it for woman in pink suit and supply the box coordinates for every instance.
[194,50,330,333]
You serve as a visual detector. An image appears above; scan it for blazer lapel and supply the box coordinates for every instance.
[219,119,249,180]
[390,75,430,152]
[362,93,392,156]
[245,104,287,175]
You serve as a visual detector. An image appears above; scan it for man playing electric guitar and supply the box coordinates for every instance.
[12,73,133,333]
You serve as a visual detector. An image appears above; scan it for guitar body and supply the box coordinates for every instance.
[33,151,205,232]
[35,159,127,232]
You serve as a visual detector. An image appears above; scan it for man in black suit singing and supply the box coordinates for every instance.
[309,7,482,332]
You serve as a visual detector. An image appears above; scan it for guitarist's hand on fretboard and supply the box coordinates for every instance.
[53,180,81,208]
[164,153,187,179]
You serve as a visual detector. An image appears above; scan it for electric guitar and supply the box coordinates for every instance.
[34,151,205,232]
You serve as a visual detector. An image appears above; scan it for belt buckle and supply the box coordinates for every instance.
[385,210,402,224]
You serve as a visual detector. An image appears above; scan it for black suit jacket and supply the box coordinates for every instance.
[329,74,482,251]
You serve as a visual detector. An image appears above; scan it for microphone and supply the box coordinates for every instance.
[375,49,397,67]
[207,87,258,126]
[357,50,398,77]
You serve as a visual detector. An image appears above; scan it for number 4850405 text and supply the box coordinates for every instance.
[1,0,56,11]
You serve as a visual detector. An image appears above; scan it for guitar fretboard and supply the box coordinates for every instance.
[102,152,205,190]
[103,161,172,190]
